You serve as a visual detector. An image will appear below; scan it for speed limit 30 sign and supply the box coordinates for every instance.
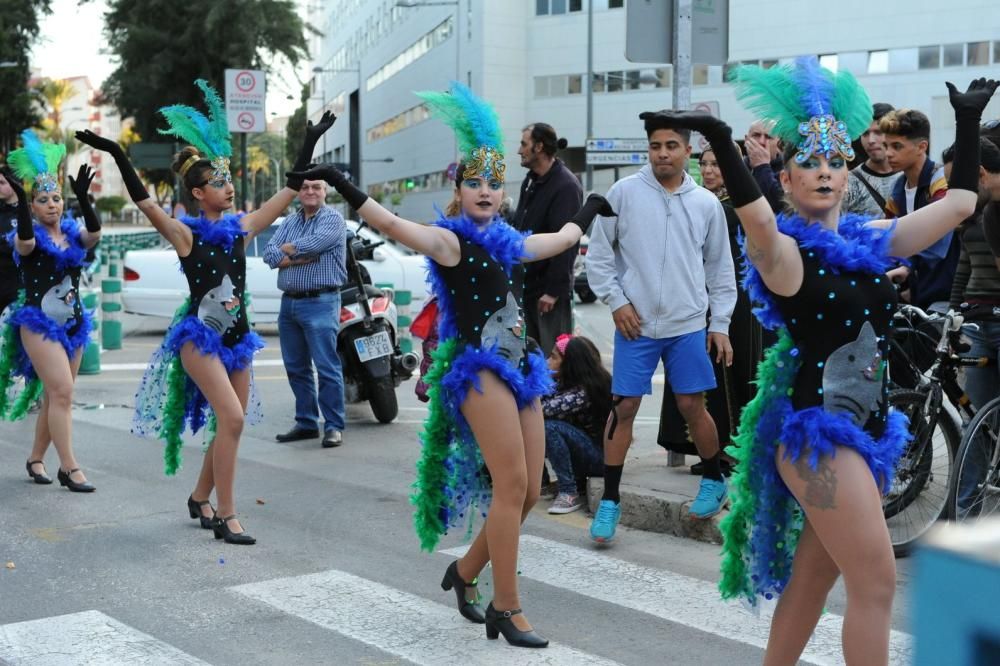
[225,69,266,133]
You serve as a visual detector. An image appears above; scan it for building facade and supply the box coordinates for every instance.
[307,0,1000,220]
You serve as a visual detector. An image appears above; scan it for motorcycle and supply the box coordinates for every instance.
[337,224,419,423]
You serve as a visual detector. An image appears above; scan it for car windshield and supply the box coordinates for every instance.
[350,219,416,256]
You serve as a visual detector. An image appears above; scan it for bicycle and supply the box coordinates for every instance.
[947,306,1000,524]
[883,304,992,556]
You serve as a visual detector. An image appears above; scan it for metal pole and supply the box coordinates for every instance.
[240,132,249,212]
[584,0,594,191]
[454,1,461,158]
[667,0,693,469]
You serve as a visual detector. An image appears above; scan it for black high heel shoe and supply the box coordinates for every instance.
[187,495,214,529]
[211,514,256,545]
[484,603,548,648]
[26,460,52,485]
[57,468,95,493]
[440,560,486,623]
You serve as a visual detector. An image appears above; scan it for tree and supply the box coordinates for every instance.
[0,0,52,153]
[96,195,128,220]
[35,78,76,143]
[285,84,309,168]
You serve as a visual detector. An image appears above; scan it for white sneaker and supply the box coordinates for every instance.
[548,493,585,514]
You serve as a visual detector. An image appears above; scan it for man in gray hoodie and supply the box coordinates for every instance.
[585,112,737,544]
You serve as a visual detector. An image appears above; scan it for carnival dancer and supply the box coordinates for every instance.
[290,82,614,648]
[663,60,996,665]
[76,80,334,544]
[0,130,100,491]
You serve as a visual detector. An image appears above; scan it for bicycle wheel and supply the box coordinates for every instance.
[949,396,1000,523]
[883,388,960,557]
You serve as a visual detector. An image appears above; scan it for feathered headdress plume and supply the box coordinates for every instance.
[157,79,232,181]
[415,81,506,182]
[728,56,872,164]
[7,129,65,193]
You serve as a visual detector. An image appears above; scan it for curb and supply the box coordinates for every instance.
[585,477,724,545]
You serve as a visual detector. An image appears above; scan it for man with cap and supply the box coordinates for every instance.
[585,110,737,544]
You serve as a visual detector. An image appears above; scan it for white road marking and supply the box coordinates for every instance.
[231,569,621,665]
[98,359,286,372]
[442,536,913,666]
[0,610,209,665]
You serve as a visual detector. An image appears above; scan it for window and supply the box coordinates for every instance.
[534,76,550,98]
[867,50,889,74]
[536,0,547,15]
[761,59,778,70]
[639,68,659,89]
[609,0,624,7]
[569,0,583,11]
[692,64,709,85]
[365,18,454,91]
[918,45,940,69]
[968,41,990,66]
[607,70,623,92]
[549,74,569,96]
[888,47,918,73]
[551,0,567,14]
[568,74,583,94]
[943,43,964,67]
[591,72,605,93]
[366,103,430,143]
[625,70,641,90]
[818,54,838,72]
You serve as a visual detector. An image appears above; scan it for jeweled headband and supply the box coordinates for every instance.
[796,114,855,163]
[463,146,506,183]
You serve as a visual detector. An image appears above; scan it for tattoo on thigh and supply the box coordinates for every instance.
[793,456,837,509]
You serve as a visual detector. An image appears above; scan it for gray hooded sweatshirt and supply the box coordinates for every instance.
[586,164,736,339]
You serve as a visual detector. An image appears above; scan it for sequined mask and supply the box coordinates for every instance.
[210,157,233,186]
[795,114,855,164]
[32,173,59,193]
[463,146,505,184]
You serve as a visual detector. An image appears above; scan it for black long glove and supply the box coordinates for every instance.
[286,163,368,210]
[642,110,764,208]
[568,193,617,234]
[2,167,33,241]
[945,78,999,192]
[287,111,337,191]
[69,164,101,233]
[74,130,150,204]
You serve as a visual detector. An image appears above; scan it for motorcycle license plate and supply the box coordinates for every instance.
[354,331,393,362]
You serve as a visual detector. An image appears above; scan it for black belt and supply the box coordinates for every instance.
[283,287,340,299]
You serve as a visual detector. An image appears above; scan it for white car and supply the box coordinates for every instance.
[122,219,429,323]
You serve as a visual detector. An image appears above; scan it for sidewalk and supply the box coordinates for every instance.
[581,430,727,546]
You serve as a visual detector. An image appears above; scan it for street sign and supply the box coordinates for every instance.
[224,69,266,133]
[129,143,174,169]
[587,138,649,152]
[625,0,729,66]
[586,152,649,166]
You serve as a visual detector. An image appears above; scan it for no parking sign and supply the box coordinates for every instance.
[224,69,266,133]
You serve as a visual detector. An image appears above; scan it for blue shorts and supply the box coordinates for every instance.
[612,329,716,397]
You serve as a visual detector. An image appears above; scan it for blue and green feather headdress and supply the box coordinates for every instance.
[415,81,505,182]
[729,56,872,164]
[157,79,232,183]
[7,129,65,194]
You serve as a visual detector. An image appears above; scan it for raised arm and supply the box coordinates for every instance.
[242,111,338,239]
[69,164,101,249]
[522,193,615,261]
[75,130,192,253]
[1,167,35,256]
[870,79,997,258]
[287,164,460,265]
[657,112,801,296]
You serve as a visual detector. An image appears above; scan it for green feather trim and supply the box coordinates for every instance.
[728,65,809,146]
[415,82,503,162]
[7,130,66,189]
[0,291,43,421]
[160,355,187,476]
[719,329,799,600]
[411,337,460,552]
[832,73,874,145]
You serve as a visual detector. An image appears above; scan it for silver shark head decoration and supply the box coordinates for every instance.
[197,274,239,335]
[40,275,76,327]
[822,320,884,426]
[481,292,525,365]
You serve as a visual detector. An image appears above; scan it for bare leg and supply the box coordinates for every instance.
[189,365,250,521]
[764,445,896,666]
[22,332,87,482]
[180,345,246,530]
[675,392,720,459]
[28,394,51,474]
[763,520,841,666]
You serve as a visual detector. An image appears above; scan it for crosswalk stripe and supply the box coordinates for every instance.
[442,536,913,666]
[0,610,209,665]
[98,359,286,372]
[231,569,622,665]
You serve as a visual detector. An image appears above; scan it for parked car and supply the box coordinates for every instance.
[573,234,597,304]
[122,219,429,323]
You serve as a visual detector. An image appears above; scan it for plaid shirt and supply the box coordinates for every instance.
[263,205,347,293]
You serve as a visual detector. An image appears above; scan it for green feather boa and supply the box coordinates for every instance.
[0,292,44,421]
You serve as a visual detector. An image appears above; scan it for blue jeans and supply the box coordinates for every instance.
[278,291,345,432]
[964,321,1000,410]
[545,419,603,495]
